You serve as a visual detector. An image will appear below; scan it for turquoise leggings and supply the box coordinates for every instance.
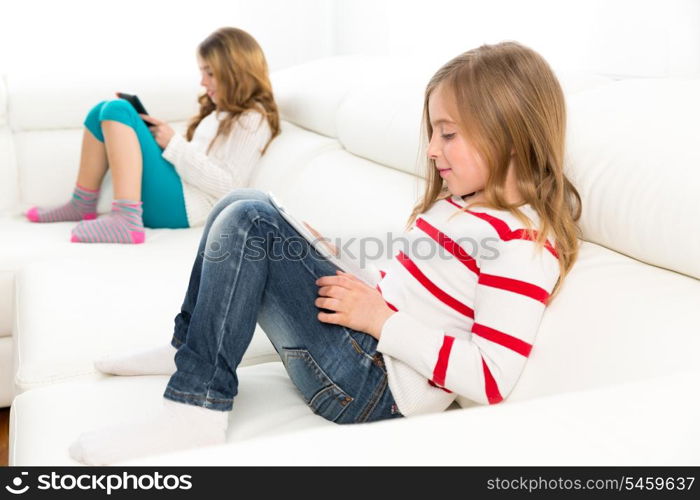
[84,99,189,229]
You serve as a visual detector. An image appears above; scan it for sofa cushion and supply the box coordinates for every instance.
[9,362,335,466]
[0,271,12,338]
[11,365,699,465]
[13,121,185,213]
[13,257,278,393]
[0,216,203,334]
[0,337,13,406]
[254,147,423,248]
[271,55,390,138]
[0,75,6,127]
[0,127,18,213]
[138,369,700,466]
[335,64,614,177]
[510,241,700,402]
[566,77,700,280]
[249,120,341,194]
[336,76,426,177]
[6,71,199,132]
[253,125,428,271]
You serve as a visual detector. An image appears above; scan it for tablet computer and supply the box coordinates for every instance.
[268,192,381,286]
[116,92,152,127]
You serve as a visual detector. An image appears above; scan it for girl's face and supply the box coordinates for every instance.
[197,55,218,104]
[427,84,489,198]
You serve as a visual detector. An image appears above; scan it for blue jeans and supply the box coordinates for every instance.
[83,99,189,229]
[163,188,404,423]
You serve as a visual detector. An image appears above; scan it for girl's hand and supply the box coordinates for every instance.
[139,114,175,149]
[303,221,338,256]
[315,271,395,340]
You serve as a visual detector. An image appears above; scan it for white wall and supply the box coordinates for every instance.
[332,0,700,78]
[0,0,334,75]
[2,0,697,79]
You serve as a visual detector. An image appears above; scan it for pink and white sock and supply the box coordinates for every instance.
[26,183,99,223]
[71,199,145,244]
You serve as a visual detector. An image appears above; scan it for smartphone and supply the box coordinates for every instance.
[116,92,152,127]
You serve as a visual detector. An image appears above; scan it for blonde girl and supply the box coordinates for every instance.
[26,27,280,244]
[69,41,581,464]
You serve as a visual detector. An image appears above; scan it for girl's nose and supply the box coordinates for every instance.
[427,141,440,160]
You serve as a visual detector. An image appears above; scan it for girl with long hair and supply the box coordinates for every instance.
[70,41,581,464]
[26,27,280,244]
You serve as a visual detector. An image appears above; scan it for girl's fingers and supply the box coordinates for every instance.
[315,297,342,311]
[315,275,351,287]
[317,285,345,298]
[139,113,162,125]
[338,271,362,284]
[317,311,341,324]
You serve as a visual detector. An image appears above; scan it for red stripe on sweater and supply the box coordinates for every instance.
[511,229,559,259]
[481,356,503,404]
[376,284,398,312]
[432,335,454,387]
[472,323,533,357]
[443,197,559,259]
[428,379,453,393]
[416,217,480,275]
[396,251,474,319]
[478,273,550,304]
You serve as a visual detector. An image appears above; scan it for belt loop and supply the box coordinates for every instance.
[372,352,385,368]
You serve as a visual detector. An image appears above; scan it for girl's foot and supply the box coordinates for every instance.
[26,183,99,223]
[70,199,145,244]
[69,398,228,465]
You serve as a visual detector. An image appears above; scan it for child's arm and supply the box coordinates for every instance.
[376,238,560,405]
[162,111,270,199]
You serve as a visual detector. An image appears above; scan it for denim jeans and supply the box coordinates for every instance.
[163,188,404,424]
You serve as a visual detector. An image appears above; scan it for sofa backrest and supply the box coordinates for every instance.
[2,71,200,214]
[270,56,700,281]
[3,56,698,281]
[0,76,18,213]
[565,78,700,280]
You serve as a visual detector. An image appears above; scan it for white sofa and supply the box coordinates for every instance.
[3,55,699,465]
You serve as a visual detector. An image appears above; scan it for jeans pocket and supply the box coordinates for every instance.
[343,327,378,360]
[281,348,353,423]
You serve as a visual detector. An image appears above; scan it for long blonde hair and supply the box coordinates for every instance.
[407,41,582,301]
[186,27,280,154]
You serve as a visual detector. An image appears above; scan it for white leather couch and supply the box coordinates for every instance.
[3,55,699,465]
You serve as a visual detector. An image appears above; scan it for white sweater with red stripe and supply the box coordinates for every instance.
[375,193,560,416]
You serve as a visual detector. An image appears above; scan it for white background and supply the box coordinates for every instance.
[0,0,698,77]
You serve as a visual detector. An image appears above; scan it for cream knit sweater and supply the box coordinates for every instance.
[162,109,272,227]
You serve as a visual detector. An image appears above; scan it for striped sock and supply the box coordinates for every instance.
[26,183,99,223]
[70,199,145,244]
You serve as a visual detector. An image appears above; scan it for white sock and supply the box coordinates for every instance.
[69,398,228,465]
[94,344,178,376]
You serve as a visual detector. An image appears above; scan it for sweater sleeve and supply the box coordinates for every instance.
[162,110,270,199]
[376,238,560,405]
